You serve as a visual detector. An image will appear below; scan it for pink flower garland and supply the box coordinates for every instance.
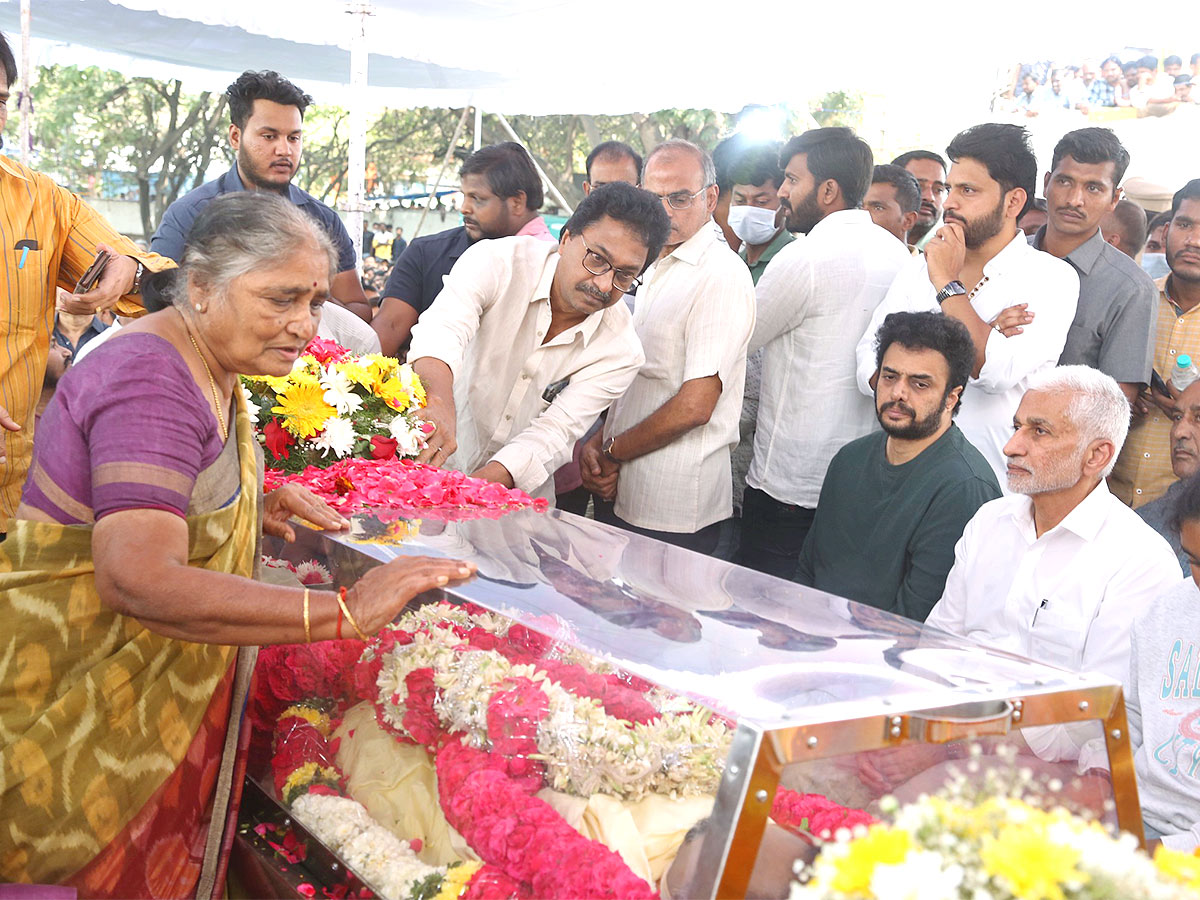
[263,457,549,520]
[770,788,876,839]
[436,740,659,900]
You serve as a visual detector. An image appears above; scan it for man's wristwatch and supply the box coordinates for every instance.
[935,280,966,305]
[602,436,622,464]
[128,258,146,295]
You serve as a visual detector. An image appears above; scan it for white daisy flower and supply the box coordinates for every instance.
[313,416,357,458]
[320,368,363,416]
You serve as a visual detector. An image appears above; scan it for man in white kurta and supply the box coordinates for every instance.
[582,141,755,555]
[408,183,670,499]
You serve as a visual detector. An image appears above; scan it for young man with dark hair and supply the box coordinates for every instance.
[0,31,170,534]
[711,132,754,250]
[409,182,667,498]
[1017,127,1156,405]
[581,140,756,555]
[857,123,1079,486]
[892,149,949,249]
[1112,179,1200,507]
[372,142,552,357]
[584,141,642,195]
[1089,56,1131,108]
[152,69,372,324]
[1132,55,1175,108]
[1166,55,1184,77]
[1101,198,1149,258]
[796,311,1000,619]
[865,164,921,247]
[734,127,910,577]
[726,142,794,519]
[727,143,792,281]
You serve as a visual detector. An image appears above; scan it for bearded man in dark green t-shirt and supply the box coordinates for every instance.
[796,311,1001,621]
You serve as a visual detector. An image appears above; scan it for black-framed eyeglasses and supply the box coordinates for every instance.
[579,234,641,294]
[650,185,712,210]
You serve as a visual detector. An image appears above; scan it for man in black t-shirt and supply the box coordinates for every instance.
[796,312,1000,620]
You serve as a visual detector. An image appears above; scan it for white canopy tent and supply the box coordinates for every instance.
[0,0,1197,241]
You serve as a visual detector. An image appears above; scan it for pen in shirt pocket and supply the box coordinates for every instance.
[14,239,37,269]
[1032,598,1049,627]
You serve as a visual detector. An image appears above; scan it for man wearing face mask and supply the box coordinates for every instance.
[735,128,910,578]
[725,143,794,520]
[728,143,794,283]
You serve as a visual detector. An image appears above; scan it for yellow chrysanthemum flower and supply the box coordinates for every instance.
[377,376,415,411]
[1154,845,1200,890]
[255,373,294,393]
[398,363,427,406]
[336,360,376,390]
[980,823,1087,900]
[279,705,332,736]
[829,825,912,894]
[273,381,336,437]
[433,861,483,900]
[281,762,339,798]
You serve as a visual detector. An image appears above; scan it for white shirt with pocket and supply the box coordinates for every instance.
[926,480,1181,763]
[603,223,755,533]
[408,236,644,497]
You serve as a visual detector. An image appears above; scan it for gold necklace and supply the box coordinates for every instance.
[185,327,228,442]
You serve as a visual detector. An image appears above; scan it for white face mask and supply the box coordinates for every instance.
[1142,252,1169,279]
[727,204,781,246]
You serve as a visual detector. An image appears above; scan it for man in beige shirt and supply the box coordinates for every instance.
[408,182,669,498]
[581,140,757,555]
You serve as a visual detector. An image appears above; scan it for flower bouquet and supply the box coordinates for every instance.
[789,791,1200,900]
[242,337,431,474]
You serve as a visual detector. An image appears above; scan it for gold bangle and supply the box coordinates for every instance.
[337,587,369,641]
[303,587,312,644]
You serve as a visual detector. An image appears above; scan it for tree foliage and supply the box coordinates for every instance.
[23,64,833,226]
[27,65,228,237]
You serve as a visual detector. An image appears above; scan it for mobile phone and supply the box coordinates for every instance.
[74,250,110,294]
[1151,369,1171,397]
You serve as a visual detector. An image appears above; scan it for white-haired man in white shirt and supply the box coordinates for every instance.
[861,366,1181,793]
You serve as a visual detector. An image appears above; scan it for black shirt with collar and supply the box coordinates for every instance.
[380,226,473,313]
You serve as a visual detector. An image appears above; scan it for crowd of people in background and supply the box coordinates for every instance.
[1001,51,1200,115]
[4,44,1200,885]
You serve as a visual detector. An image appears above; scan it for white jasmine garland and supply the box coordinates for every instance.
[313,416,356,459]
[371,606,731,800]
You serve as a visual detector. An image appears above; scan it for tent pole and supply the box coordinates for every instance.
[19,0,31,164]
[473,104,482,151]
[412,105,470,240]
[491,110,572,214]
[345,1,372,263]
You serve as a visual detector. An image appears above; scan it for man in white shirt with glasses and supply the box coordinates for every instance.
[408,182,668,499]
[581,140,756,555]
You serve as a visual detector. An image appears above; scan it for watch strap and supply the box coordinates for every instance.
[935,280,966,305]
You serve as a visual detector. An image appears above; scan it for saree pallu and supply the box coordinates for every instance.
[0,395,261,898]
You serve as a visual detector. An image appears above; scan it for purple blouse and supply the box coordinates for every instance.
[21,332,227,524]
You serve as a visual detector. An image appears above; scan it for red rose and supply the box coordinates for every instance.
[264,418,295,461]
[368,435,398,460]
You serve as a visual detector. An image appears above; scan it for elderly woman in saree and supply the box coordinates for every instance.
[0,192,474,898]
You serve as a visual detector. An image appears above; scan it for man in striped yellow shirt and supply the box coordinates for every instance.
[0,32,171,532]
[1110,179,1200,507]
